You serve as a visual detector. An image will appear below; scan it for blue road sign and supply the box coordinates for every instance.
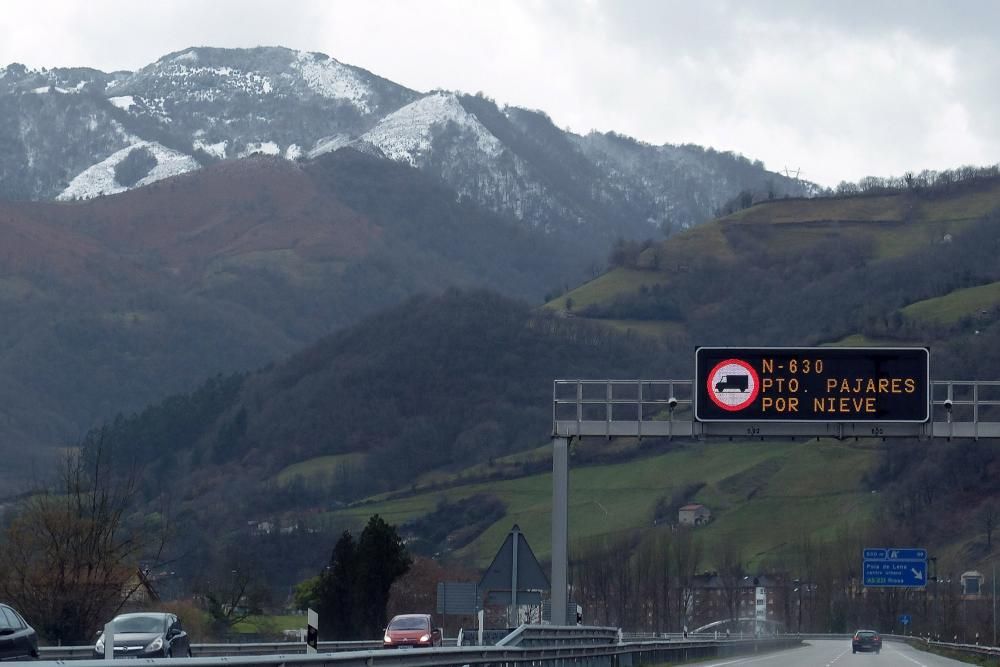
[885,548,927,560]
[899,615,911,626]
[863,560,928,587]
[864,547,928,588]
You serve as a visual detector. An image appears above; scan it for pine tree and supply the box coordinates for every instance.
[316,531,357,639]
[354,515,412,638]
[312,517,411,639]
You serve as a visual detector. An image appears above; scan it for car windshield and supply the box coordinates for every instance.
[389,617,428,631]
[114,615,165,633]
[857,631,876,638]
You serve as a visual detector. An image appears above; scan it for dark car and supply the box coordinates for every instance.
[852,629,881,654]
[0,603,38,661]
[94,613,191,659]
[383,614,441,649]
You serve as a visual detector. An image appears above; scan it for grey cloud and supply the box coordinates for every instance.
[0,0,995,185]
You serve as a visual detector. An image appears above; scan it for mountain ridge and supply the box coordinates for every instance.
[1,45,809,248]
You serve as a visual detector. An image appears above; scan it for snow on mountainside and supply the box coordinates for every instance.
[57,142,199,200]
[101,46,417,160]
[291,50,374,113]
[0,46,810,242]
[361,92,503,165]
[308,134,353,159]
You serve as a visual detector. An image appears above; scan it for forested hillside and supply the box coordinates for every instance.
[70,174,1000,599]
[83,289,671,517]
[0,149,587,493]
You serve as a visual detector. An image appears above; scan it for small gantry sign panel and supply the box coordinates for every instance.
[695,347,930,423]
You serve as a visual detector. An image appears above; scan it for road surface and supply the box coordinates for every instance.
[692,639,972,666]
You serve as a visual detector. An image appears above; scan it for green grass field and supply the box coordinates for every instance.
[329,439,877,569]
[411,444,553,488]
[723,182,1000,226]
[901,281,1000,325]
[723,195,906,224]
[547,269,669,312]
[231,615,306,634]
[598,319,684,339]
[920,180,1000,221]
[827,334,910,347]
[545,184,999,321]
[275,453,367,487]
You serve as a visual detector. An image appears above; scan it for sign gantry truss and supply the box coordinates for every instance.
[547,350,1000,624]
[553,379,1000,440]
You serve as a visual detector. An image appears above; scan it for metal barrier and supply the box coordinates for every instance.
[31,629,802,667]
[456,628,510,646]
[883,633,1000,661]
[39,641,387,660]
[497,624,620,647]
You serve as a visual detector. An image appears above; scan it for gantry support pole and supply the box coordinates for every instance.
[551,436,569,625]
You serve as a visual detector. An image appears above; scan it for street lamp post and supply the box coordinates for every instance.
[792,579,802,633]
[930,557,938,638]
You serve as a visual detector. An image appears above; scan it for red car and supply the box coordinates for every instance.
[383,614,441,649]
[852,629,881,654]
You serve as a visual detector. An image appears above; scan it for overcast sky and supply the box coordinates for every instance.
[2,0,997,186]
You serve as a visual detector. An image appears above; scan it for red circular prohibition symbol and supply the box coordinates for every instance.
[707,358,761,412]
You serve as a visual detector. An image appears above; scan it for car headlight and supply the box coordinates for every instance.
[95,635,105,652]
[146,637,164,652]
[419,634,430,642]
[383,633,392,643]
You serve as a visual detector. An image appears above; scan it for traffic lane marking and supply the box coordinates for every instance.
[888,640,974,667]
[699,652,798,667]
[696,643,818,666]
[825,646,850,666]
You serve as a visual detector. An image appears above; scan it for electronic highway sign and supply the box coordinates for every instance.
[695,347,929,423]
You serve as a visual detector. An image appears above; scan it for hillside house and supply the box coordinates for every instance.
[679,503,711,526]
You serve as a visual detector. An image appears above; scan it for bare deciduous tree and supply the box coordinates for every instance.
[716,537,746,625]
[0,437,169,643]
[672,527,701,631]
[192,546,272,637]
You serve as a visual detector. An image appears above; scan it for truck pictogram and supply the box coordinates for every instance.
[715,374,749,393]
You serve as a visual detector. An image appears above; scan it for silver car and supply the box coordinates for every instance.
[94,612,191,659]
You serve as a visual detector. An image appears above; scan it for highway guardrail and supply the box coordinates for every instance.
[39,640,388,660]
[32,627,802,666]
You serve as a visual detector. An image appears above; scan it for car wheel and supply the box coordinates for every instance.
[187,649,193,658]
[852,649,856,654]
[167,649,173,658]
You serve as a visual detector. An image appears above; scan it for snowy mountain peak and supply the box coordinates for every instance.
[171,49,200,64]
[361,91,502,166]
[291,50,373,112]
